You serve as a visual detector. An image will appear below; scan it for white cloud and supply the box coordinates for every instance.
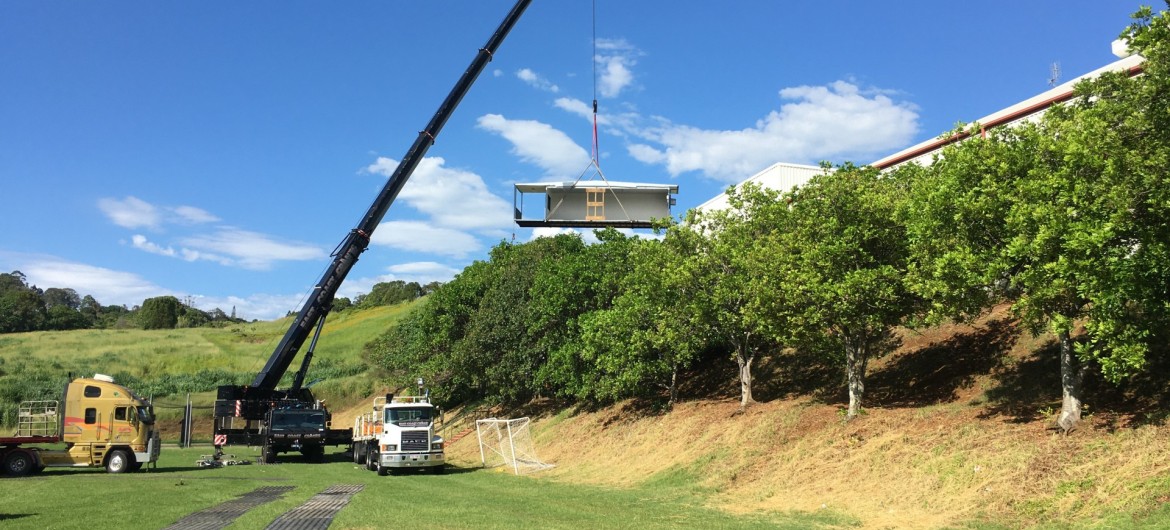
[365,156,512,232]
[517,68,559,93]
[0,252,328,321]
[627,80,919,182]
[369,221,483,258]
[595,38,641,98]
[477,113,590,178]
[189,292,304,322]
[16,257,170,308]
[387,261,461,279]
[180,229,324,270]
[98,196,221,230]
[131,234,175,257]
[98,196,160,230]
[171,205,220,224]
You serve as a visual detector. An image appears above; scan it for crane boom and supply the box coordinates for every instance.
[213,0,531,461]
[251,0,532,392]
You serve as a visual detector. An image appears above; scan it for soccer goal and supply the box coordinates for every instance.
[475,417,554,475]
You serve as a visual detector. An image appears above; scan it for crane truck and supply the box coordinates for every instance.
[1,374,161,476]
[212,0,531,464]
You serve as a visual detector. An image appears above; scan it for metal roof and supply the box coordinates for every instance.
[514,181,679,193]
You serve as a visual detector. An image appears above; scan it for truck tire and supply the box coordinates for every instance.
[106,449,132,474]
[3,450,35,477]
[376,460,389,476]
[366,449,377,471]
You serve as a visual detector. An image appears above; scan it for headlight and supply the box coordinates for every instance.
[432,442,444,450]
[385,444,397,452]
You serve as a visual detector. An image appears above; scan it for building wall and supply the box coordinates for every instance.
[545,188,673,223]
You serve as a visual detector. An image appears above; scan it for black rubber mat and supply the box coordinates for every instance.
[265,484,365,530]
[163,485,296,530]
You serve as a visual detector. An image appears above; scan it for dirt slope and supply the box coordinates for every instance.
[445,304,1170,529]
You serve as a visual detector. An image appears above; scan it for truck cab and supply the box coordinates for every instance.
[353,395,445,475]
[2,374,161,476]
[264,406,329,462]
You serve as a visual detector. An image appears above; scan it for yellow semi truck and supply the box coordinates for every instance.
[1,374,161,476]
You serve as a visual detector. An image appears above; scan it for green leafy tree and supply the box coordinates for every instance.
[138,296,182,330]
[775,164,918,419]
[42,287,81,310]
[0,271,47,333]
[683,185,795,409]
[576,228,711,404]
[902,7,1170,433]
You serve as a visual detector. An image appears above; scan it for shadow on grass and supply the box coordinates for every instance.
[868,318,1017,408]
[978,339,1060,423]
[977,333,1170,428]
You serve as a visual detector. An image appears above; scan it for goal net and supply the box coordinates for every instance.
[475,417,554,475]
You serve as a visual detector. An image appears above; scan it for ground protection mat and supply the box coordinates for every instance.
[264,484,365,530]
[163,485,296,530]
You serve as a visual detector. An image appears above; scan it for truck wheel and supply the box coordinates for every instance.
[3,451,35,477]
[376,461,389,476]
[106,450,132,474]
[366,450,377,471]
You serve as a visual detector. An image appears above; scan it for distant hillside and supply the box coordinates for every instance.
[0,302,417,427]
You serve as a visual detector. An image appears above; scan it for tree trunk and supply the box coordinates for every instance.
[845,335,869,420]
[668,364,679,405]
[737,349,755,409]
[1055,331,1085,434]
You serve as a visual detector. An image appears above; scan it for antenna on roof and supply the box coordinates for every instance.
[1048,61,1062,87]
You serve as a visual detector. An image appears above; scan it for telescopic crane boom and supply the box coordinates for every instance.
[214,0,532,461]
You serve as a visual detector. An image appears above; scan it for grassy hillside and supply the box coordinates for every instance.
[6,300,1170,528]
[440,304,1170,529]
[0,302,417,429]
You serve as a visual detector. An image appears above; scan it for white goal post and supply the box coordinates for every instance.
[475,417,554,475]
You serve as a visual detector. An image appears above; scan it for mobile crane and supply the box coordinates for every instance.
[212,0,532,463]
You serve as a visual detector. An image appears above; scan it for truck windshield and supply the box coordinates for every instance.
[386,407,432,427]
[271,411,326,430]
[137,405,155,424]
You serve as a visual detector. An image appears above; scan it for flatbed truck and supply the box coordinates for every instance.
[352,394,445,475]
[1,374,161,476]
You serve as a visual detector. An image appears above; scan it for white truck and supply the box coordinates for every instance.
[352,394,445,475]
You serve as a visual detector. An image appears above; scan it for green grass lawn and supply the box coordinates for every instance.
[0,447,855,530]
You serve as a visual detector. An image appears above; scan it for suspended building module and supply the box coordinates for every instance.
[513,181,679,229]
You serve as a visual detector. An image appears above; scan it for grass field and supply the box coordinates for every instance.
[0,446,854,530]
[0,303,416,430]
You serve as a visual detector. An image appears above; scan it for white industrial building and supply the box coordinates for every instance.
[697,41,1144,214]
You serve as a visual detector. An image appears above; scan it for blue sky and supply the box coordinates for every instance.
[0,1,1145,320]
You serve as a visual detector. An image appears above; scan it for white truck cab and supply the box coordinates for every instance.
[352,394,444,475]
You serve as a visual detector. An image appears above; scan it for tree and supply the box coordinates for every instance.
[683,185,794,409]
[575,229,712,404]
[138,296,182,330]
[0,271,47,333]
[899,6,1170,433]
[79,295,101,325]
[775,165,918,419]
[42,287,81,310]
